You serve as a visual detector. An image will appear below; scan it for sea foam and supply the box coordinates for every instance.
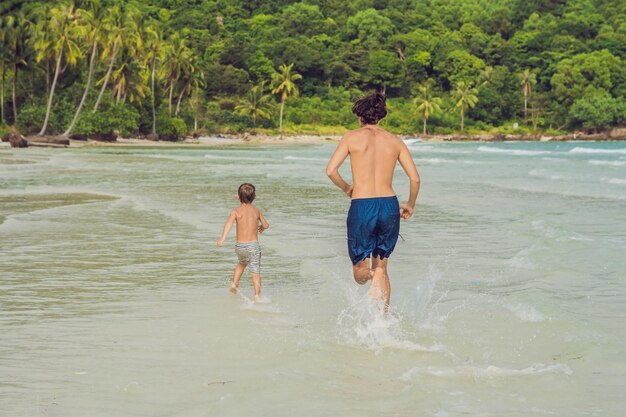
[601,177,626,185]
[478,146,552,156]
[399,363,573,381]
[589,159,626,167]
[570,147,626,155]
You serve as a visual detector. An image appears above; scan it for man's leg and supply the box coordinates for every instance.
[352,258,373,285]
[230,262,246,293]
[370,255,390,309]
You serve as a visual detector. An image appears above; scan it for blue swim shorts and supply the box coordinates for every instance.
[346,196,400,265]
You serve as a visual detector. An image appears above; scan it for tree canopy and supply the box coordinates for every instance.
[1,0,625,137]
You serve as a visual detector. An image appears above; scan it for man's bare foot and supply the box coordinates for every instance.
[254,295,261,303]
[229,285,237,294]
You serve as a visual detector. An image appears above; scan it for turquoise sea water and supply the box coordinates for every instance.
[1,140,625,416]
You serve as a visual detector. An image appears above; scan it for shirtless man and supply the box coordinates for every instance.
[326,92,420,309]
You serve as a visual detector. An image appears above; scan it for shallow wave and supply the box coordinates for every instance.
[416,157,481,165]
[479,181,626,201]
[204,154,274,162]
[399,363,572,381]
[570,147,626,155]
[502,302,545,323]
[589,160,626,167]
[601,177,626,186]
[528,169,566,181]
[283,156,327,162]
[403,139,422,146]
[478,146,552,156]
[416,157,484,165]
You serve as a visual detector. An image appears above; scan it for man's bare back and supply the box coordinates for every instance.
[341,124,408,199]
[326,124,420,215]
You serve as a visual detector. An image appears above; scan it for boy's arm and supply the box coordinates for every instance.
[398,142,420,219]
[258,211,269,233]
[325,135,353,197]
[217,210,237,246]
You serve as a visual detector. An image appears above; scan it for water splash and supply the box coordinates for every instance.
[336,281,444,353]
[237,293,281,313]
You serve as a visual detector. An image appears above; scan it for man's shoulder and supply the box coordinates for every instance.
[344,127,402,144]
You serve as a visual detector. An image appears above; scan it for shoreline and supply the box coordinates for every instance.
[76,128,626,147]
[2,128,626,149]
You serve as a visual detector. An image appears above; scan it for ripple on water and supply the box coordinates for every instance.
[0,192,119,225]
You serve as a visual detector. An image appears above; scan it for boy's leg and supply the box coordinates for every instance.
[250,273,261,301]
[370,255,390,310]
[352,258,373,284]
[230,262,246,293]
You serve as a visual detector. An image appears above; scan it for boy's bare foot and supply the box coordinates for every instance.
[229,285,237,294]
[253,295,261,303]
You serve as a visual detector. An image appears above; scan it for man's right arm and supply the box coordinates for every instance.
[326,135,353,197]
[398,143,420,219]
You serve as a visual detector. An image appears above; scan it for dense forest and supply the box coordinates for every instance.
[0,0,625,139]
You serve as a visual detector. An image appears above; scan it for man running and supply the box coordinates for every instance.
[326,92,420,309]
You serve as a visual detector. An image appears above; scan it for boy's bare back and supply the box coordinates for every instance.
[233,204,265,243]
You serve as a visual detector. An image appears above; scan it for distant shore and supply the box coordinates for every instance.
[75,128,626,147]
[2,127,626,149]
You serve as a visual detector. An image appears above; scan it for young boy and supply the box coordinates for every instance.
[217,183,269,301]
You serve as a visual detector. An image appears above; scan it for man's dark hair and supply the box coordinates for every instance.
[352,92,387,125]
[238,183,256,204]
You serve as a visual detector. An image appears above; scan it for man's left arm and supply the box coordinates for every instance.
[398,142,421,219]
[326,136,352,197]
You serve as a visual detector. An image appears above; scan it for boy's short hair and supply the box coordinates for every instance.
[352,92,387,125]
[238,183,256,204]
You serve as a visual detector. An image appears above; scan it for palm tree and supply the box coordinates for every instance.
[481,66,494,87]
[161,34,194,116]
[0,15,9,123]
[413,80,442,135]
[8,12,30,123]
[64,3,103,136]
[33,4,82,135]
[519,69,536,122]
[175,66,204,117]
[92,4,140,112]
[0,14,20,123]
[271,63,302,132]
[236,81,274,125]
[110,50,147,104]
[188,87,205,132]
[142,24,164,136]
[31,9,57,95]
[452,81,479,132]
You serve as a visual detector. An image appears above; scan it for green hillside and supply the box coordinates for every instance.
[1,0,625,138]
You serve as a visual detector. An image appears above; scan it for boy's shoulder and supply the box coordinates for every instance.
[234,204,261,214]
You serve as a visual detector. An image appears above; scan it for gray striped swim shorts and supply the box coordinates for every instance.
[235,241,261,274]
